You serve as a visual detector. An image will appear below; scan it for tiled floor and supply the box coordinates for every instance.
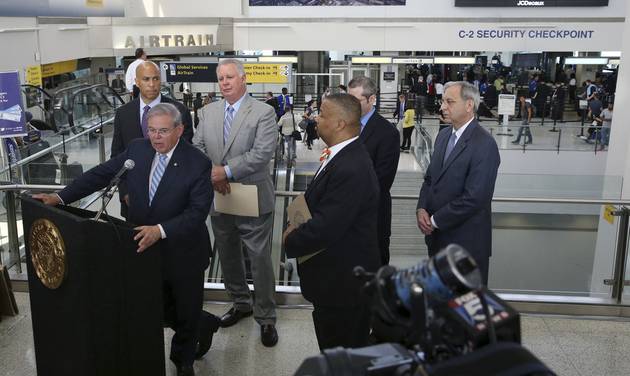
[2,292,630,376]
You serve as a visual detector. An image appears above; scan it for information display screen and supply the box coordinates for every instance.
[455,0,608,6]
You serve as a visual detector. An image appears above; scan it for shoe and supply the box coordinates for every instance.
[176,364,195,376]
[195,311,221,359]
[511,140,520,144]
[525,140,532,144]
[219,307,253,328]
[261,324,278,347]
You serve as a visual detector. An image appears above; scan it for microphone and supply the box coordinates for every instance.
[94,159,135,221]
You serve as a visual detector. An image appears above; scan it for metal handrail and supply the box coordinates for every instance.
[0,119,113,175]
[275,190,630,205]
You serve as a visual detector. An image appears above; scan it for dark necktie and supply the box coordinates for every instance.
[141,105,150,138]
[443,132,457,165]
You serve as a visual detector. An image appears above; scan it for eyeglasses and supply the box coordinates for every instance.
[147,127,175,136]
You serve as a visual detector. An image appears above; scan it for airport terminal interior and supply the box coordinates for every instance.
[3,0,630,375]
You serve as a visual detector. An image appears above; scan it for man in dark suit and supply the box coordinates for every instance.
[393,93,407,122]
[416,81,500,284]
[283,94,380,351]
[111,61,193,218]
[348,76,400,266]
[34,103,219,376]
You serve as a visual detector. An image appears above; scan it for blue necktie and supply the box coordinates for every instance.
[149,154,168,204]
[223,105,234,145]
[443,132,457,165]
[141,105,150,138]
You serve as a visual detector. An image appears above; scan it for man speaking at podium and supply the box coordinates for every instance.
[34,103,218,376]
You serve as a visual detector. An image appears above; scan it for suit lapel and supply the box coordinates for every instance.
[359,113,376,143]
[306,141,357,196]
[222,96,252,160]
[135,142,155,210]
[215,99,226,158]
[130,99,142,137]
[435,121,476,183]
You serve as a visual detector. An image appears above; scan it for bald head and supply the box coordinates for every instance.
[135,61,161,102]
[317,94,362,146]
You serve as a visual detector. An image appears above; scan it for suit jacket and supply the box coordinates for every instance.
[110,95,194,197]
[193,94,277,215]
[393,100,407,121]
[285,140,381,307]
[417,120,500,264]
[359,112,400,240]
[59,139,213,277]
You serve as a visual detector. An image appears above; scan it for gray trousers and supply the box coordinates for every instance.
[211,212,276,325]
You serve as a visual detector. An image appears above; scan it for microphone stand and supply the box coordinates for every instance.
[94,177,121,222]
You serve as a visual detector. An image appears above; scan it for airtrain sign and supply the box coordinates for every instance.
[123,34,214,48]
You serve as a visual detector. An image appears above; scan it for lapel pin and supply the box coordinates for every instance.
[173,162,178,167]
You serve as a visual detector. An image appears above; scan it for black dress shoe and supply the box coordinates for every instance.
[195,311,221,359]
[261,324,278,347]
[220,307,253,328]
[511,140,520,144]
[176,364,195,376]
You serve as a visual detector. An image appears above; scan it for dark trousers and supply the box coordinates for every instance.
[163,268,205,366]
[312,303,371,351]
[401,127,414,149]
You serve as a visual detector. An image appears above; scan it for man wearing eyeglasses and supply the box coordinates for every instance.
[348,76,400,266]
[111,61,194,219]
[34,103,219,376]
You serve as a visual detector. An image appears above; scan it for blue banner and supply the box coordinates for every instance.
[0,71,27,138]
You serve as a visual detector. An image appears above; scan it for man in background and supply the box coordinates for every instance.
[348,76,400,266]
[283,94,380,350]
[416,81,500,284]
[111,61,193,218]
[125,48,147,99]
[193,59,279,347]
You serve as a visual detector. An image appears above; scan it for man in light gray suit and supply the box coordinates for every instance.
[193,59,279,347]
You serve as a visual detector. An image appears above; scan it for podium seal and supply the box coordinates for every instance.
[29,219,67,289]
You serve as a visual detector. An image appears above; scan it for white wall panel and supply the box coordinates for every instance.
[38,24,90,64]
[0,18,39,75]
[124,0,241,17]
[235,21,624,52]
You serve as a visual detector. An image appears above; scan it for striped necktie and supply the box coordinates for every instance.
[223,105,234,145]
[149,154,168,204]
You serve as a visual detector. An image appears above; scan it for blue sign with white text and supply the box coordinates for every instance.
[0,71,27,138]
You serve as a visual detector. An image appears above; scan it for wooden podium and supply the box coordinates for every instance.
[22,197,165,376]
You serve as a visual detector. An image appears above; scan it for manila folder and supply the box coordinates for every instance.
[214,183,259,217]
[287,194,323,264]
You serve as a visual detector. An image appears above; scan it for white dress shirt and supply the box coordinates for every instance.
[315,136,359,179]
[125,58,145,92]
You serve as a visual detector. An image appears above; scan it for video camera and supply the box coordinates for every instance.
[294,245,555,376]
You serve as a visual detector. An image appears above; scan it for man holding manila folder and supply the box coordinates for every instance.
[282,94,381,351]
[33,103,220,376]
[193,58,279,347]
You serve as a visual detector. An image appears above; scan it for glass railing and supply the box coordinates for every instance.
[411,120,606,153]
